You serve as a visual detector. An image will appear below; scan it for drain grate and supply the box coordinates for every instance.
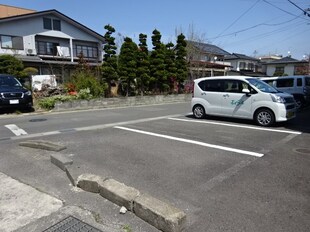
[43,216,103,232]
[29,118,47,122]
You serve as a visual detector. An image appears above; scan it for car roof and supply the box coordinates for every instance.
[194,76,254,82]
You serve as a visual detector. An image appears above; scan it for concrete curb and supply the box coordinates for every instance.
[50,154,73,171]
[77,174,186,232]
[19,140,66,152]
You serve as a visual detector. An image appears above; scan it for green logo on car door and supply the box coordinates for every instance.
[231,100,244,106]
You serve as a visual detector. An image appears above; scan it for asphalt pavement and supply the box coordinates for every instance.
[0,103,309,232]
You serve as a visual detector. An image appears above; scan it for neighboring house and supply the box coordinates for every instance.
[262,56,309,76]
[224,53,264,76]
[186,40,231,79]
[0,4,35,18]
[0,8,105,82]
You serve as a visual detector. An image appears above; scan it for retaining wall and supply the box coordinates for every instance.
[53,94,192,111]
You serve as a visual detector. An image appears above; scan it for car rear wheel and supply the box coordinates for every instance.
[255,108,275,127]
[193,105,205,119]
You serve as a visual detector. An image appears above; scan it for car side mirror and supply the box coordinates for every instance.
[242,88,251,96]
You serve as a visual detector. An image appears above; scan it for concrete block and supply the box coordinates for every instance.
[65,166,76,187]
[133,194,186,232]
[77,174,105,193]
[50,153,73,171]
[19,140,66,152]
[99,179,140,211]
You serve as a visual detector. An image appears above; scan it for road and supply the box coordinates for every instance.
[0,103,309,232]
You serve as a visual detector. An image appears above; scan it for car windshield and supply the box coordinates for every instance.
[247,78,279,93]
[0,76,22,87]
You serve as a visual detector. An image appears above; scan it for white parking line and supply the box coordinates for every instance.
[115,126,264,157]
[4,124,28,136]
[168,118,302,135]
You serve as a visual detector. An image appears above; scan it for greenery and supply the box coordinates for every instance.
[102,24,119,97]
[70,54,106,97]
[0,54,24,77]
[118,37,138,96]
[136,33,150,96]
[37,95,76,110]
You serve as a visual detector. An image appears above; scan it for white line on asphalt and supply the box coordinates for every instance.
[4,124,28,136]
[168,118,302,135]
[114,126,264,157]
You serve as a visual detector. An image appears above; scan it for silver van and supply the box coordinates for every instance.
[260,76,310,108]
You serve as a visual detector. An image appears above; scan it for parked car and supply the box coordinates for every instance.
[260,75,310,108]
[191,76,296,126]
[0,74,33,110]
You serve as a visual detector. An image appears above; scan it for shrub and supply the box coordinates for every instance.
[37,95,76,110]
[70,71,105,98]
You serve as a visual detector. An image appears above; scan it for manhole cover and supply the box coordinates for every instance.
[29,118,47,122]
[294,148,310,155]
[43,216,102,232]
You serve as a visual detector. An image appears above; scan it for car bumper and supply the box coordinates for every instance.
[275,103,296,122]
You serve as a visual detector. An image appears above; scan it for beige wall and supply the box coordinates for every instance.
[0,4,35,18]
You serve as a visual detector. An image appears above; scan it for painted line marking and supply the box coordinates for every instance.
[115,126,264,157]
[200,158,255,192]
[168,118,302,135]
[4,124,28,136]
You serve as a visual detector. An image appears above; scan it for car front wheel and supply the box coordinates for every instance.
[193,105,205,119]
[255,108,275,126]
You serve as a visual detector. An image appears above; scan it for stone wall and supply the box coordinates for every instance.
[53,94,192,111]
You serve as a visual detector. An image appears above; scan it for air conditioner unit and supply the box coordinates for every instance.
[26,48,35,56]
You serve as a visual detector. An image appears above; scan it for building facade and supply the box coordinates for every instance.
[0,9,105,82]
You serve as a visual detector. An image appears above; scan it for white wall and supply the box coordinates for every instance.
[0,13,103,56]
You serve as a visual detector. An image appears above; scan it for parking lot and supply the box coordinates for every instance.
[43,110,309,231]
[1,104,309,231]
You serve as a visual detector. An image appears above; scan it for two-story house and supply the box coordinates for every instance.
[186,40,231,79]
[224,53,263,76]
[0,7,105,82]
[261,56,309,76]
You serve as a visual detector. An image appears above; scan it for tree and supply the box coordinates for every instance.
[136,33,150,96]
[150,29,167,93]
[102,24,118,97]
[0,54,24,77]
[175,33,188,92]
[165,42,177,93]
[118,37,138,96]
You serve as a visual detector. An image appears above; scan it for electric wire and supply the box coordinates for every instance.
[212,0,261,41]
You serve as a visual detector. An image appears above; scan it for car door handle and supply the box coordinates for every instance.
[201,92,206,95]
[223,94,229,97]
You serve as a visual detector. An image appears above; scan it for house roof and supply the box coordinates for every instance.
[0,9,105,42]
[186,40,230,56]
[225,53,259,61]
[266,56,307,65]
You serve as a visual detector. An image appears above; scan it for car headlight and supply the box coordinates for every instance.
[25,90,32,96]
[271,94,286,103]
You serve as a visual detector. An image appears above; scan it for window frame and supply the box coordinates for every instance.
[0,35,24,50]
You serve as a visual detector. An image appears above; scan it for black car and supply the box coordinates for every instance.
[0,74,33,110]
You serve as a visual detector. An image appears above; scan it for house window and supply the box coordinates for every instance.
[43,18,52,30]
[0,35,24,50]
[36,41,59,55]
[76,45,98,58]
[248,63,254,70]
[43,18,61,31]
[239,62,246,69]
[53,19,61,31]
[274,66,284,75]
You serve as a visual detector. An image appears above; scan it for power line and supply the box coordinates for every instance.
[287,0,310,17]
[208,15,301,40]
[212,0,261,41]
[263,0,310,20]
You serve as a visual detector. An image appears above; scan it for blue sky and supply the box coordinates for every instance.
[2,0,310,59]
